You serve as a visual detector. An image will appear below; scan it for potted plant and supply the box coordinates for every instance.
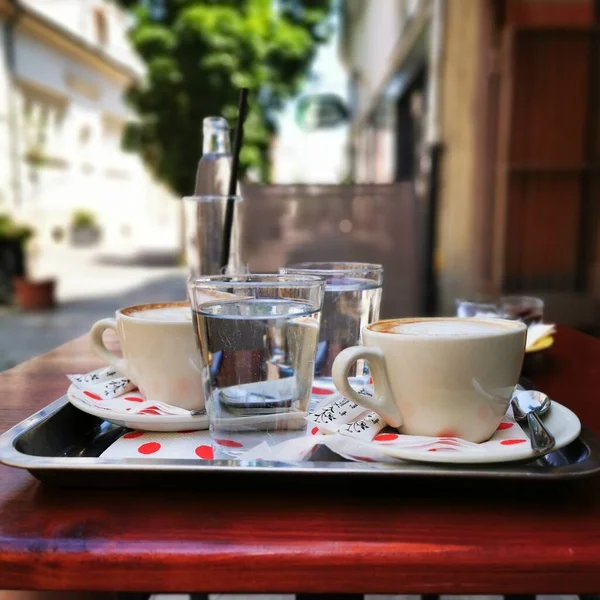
[0,214,55,310]
[0,215,31,304]
[70,209,101,247]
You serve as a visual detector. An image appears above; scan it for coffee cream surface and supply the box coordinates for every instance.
[130,305,192,322]
[372,318,513,337]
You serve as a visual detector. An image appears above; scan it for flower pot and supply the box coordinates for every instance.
[70,227,101,247]
[13,277,56,311]
[0,239,25,304]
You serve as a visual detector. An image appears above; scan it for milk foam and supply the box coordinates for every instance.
[132,306,192,322]
[391,319,507,337]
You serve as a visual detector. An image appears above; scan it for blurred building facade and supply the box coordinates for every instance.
[340,0,599,329]
[0,0,178,253]
[271,23,350,185]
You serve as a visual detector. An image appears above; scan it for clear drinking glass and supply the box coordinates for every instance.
[182,195,244,276]
[279,262,383,384]
[188,274,325,457]
[455,298,500,319]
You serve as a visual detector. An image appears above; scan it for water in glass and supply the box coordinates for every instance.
[193,297,320,456]
[317,277,381,380]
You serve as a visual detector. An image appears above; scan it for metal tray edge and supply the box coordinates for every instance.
[2,396,600,480]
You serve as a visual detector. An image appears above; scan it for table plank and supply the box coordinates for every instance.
[1,328,600,593]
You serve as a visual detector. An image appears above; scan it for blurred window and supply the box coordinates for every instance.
[79,126,92,146]
[20,85,66,159]
[296,94,349,131]
[94,8,108,47]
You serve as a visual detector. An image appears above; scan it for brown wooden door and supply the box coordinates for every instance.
[496,27,599,294]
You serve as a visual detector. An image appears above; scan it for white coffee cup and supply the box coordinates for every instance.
[332,317,527,443]
[90,301,204,411]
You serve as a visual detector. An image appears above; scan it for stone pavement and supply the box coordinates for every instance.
[0,246,187,372]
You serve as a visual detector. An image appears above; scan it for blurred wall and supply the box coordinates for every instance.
[341,0,428,131]
[436,0,483,314]
[241,183,421,319]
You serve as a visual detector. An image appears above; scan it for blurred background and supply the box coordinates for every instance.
[0,0,598,370]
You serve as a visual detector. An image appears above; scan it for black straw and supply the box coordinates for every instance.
[220,88,248,271]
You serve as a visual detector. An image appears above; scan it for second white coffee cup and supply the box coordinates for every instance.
[332,317,527,443]
[90,301,204,411]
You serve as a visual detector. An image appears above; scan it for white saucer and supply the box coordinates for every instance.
[333,400,581,464]
[67,384,308,433]
[67,385,209,432]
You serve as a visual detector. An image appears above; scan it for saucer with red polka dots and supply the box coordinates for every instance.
[323,399,580,464]
[67,384,209,432]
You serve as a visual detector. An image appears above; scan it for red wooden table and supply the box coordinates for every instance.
[1,327,600,594]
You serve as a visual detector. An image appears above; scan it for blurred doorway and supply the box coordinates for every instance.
[394,69,427,182]
[474,0,600,330]
[497,27,599,295]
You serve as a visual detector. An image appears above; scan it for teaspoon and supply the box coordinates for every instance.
[511,390,555,454]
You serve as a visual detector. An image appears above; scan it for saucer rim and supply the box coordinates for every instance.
[67,384,209,431]
[351,399,580,464]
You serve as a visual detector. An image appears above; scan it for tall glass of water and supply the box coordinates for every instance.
[188,274,325,457]
[279,262,383,386]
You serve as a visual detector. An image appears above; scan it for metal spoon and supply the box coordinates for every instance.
[511,390,555,454]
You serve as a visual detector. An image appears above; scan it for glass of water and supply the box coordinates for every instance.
[188,274,325,457]
[279,262,383,385]
[455,297,500,319]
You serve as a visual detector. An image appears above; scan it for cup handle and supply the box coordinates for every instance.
[90,318,128,375]
[332,346,403,428]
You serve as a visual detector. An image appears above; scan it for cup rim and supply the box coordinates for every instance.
[188,273,326,289]
[280,262,383,277]
[117,301,190,321]
[366,316,527,336]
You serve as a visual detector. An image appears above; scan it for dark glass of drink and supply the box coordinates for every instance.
[456,295,544,327]
[498,295,544,326]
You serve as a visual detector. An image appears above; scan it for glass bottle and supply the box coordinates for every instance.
[194,117,231,195]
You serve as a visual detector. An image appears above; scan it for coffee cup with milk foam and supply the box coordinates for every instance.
[89,301,205,411]
[332,317,527,443]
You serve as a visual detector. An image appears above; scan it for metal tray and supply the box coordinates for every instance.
[2,395,600,487]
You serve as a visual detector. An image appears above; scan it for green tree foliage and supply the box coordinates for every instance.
[116,0,332,194]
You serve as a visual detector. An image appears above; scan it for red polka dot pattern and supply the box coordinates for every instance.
[195,445,214,459]
[374,433,399,442]
[83,390,102,400]
[215,439,243,448]
[123,431,144,439]
[311,387,334,395]
[137,442,161,455]
[501,439,526,446]
[497,422,514,431]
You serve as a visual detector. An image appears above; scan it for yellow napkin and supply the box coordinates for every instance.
[526,323,556,351]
